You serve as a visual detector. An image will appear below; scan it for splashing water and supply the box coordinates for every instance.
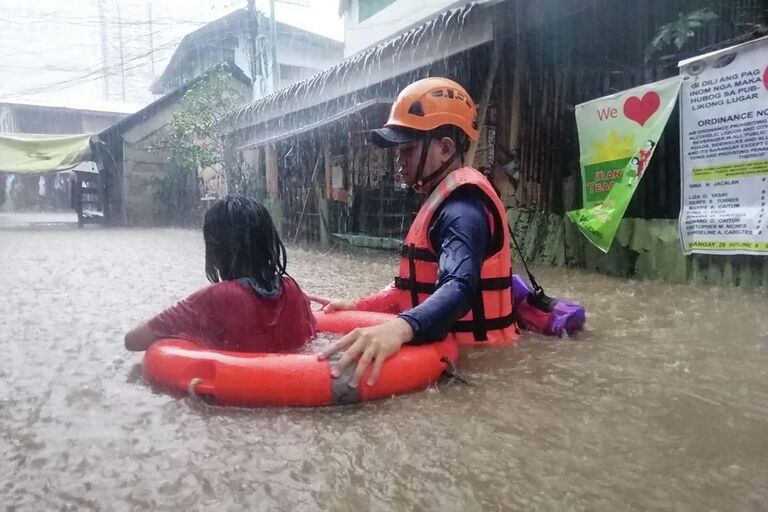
[1,227,768,510]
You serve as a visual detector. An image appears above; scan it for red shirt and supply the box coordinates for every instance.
[148,277,316,353]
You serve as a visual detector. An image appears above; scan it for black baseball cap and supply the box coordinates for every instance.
[370,126,419,148]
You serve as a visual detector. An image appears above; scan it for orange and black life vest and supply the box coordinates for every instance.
[395,167,518,346]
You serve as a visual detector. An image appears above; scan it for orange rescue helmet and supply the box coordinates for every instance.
[371,77,479,148]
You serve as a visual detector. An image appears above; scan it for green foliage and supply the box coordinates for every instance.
[646,8,719,62]
[167,70,245,181]
[152,68,249,224]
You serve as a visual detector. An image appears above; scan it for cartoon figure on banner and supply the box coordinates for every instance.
[638,140,655,175]
[627,139,656,187]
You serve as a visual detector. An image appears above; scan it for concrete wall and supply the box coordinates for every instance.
[119,76,251,226]
[277,38,342,73]
[232,38,338,98]
[122,132,172,226]
[160,22,342,100]
[507,208,768,288]
[121,94,186,226]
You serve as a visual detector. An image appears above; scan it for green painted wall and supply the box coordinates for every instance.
[508,208,768,288]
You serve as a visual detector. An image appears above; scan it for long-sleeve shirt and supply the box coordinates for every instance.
[354,188,491,344]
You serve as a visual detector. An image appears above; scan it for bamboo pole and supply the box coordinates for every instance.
[466,41,500,167]
[507,36,523,154]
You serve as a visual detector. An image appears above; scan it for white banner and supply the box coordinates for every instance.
[678,36,768,255]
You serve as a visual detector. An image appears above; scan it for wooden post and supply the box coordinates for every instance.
[293,151,323,243]
[73,174,84,227]
[252,146,266,200]
[323,139,332,200]
[265,144,279,200]
[508,28,524,153]
[318,136,332,247]
[263,143,284,235]
[318,187,330,247]
[466,41,500,167]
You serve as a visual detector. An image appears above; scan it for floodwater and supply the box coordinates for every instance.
[2,226,767,511]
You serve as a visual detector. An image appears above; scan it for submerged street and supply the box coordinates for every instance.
[2,226,767,510]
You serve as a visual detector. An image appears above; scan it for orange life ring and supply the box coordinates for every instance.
[142,310,459,407]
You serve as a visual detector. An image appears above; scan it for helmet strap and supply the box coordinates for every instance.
[412,133,431,192]
[412,134,458,193]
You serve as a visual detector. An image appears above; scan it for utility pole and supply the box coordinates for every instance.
[148,3,156,78]
[247,0,262,98]
[116,0,127,101]
[270,0,280,92]
[98,0,109,99]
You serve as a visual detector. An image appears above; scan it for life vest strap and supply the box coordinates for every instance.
[394,276,512,294]
[450,311,516,336]
[470,288,488,341]
[394,276,435,294]
[399,243,437,263]
[406,243,420,307]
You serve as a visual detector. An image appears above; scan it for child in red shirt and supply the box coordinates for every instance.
[124,195,316,353]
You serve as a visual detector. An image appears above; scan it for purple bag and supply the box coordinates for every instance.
[511,275,586,337]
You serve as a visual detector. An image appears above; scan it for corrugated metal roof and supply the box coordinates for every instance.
[232,1,500,132]
[100,62,251,138]
[237,98,393,149]
[0,97,142,115]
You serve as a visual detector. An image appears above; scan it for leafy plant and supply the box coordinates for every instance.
[152,66,251,224]
[166,69,248,193]
[646,8,719,61]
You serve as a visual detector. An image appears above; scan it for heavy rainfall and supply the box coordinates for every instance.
[2,1,768,511]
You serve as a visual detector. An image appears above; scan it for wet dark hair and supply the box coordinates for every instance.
[203,194,287,293]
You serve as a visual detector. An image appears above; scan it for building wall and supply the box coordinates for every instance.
[119,94,190,226]
[122,131,186,226]
[343,0,468,57]
[276,37,342,72]
[231,36,337,98]
[250,29,343,97]
[155,14,343,100]
[116,75,251,226]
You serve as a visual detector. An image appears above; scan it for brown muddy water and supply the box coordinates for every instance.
[1,227,767,511]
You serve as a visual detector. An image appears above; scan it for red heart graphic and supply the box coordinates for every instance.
[763,66,768,92]
[623,92,661,126]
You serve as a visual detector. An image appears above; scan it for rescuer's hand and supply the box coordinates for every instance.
[318,317,414,387]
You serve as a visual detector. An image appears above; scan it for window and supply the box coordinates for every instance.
[358,0,396,22]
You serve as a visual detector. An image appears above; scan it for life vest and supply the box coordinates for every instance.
[395,167,518,346]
